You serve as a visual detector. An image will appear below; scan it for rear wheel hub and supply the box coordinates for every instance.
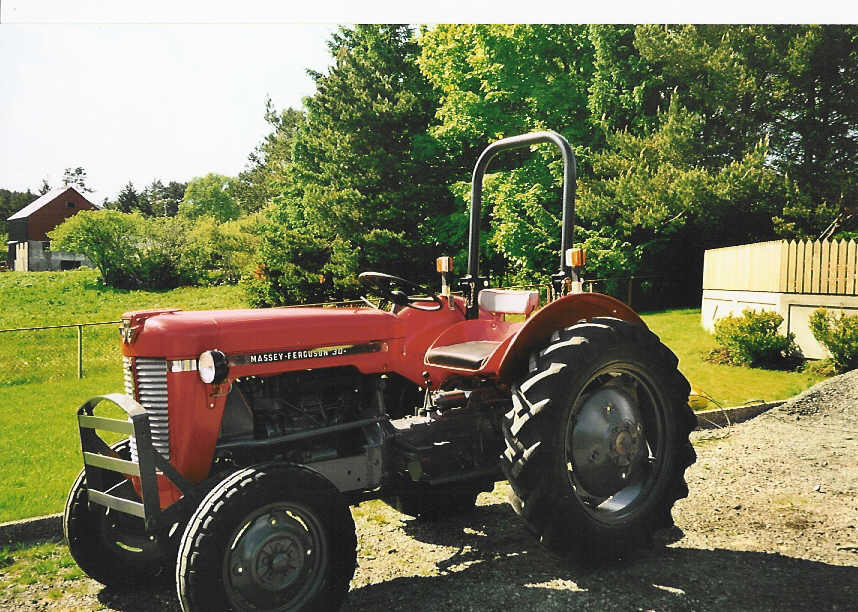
[570,384,647,498]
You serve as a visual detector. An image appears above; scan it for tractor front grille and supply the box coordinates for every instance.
[125,356,170,461]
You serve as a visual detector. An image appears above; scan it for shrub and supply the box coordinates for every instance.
[808,308,858,372]
[179,214,261,285]
[49,210,147,288]
[713,309,799,368]
[50,210,257,290]
[243,225,358,307]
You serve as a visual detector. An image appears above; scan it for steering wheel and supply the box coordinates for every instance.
[358,272,443,312]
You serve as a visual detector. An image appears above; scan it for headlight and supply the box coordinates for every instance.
[199,349,228,384]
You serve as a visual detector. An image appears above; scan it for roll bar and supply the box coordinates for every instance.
[460,131,577,317]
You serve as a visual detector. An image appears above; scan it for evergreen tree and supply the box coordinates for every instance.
[111,181,140,213]
[62,167,93,192]
[250,24,454,305]
[231,101,304,215]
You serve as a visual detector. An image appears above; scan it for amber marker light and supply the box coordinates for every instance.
[436,256,453,273]
[565,248,586,268]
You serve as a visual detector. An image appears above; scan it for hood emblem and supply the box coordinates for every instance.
[119,318,139,344]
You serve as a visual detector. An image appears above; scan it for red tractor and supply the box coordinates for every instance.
[65,132,696,611]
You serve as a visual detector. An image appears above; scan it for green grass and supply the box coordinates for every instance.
[0,268,247,387]
[0,272,825,523]
[641,308,825,408]
[0,269,247,522]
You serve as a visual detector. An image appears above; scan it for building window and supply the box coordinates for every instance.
[60,260,81,270]
[67,201,75,208]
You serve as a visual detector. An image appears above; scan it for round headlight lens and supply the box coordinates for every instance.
[198,349,228,384]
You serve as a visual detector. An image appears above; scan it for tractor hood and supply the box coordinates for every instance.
[120,307,399,359]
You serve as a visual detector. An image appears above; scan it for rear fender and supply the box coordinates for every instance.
[492,293,645,383]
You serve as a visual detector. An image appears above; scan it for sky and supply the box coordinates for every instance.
[1,22,337,204]
[2,1,854,206]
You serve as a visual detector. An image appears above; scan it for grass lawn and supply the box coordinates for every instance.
[0,269,247,522]
[0,271,826,522]
[641,308,825,408]
[0,268,247,387]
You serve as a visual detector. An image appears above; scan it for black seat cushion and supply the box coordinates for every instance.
[425,340,501,370]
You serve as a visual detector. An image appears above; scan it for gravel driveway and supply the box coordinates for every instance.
[5,371,858,611]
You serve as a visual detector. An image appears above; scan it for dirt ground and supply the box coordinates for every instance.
[4,370,857,611]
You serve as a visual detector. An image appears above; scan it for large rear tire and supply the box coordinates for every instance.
[63,439,175,587]
[176,463,356,612]
[501,317,697,561]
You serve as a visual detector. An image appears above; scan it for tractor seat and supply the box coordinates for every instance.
[425,340,501,370]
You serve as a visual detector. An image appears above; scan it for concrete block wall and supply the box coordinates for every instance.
[14,240,92,272]
[702,289,858,359]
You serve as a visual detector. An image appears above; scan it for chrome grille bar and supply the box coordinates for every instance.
[125,356,170,461]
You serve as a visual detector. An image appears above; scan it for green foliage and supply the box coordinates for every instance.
[713,309,799,368]
[415,24,858,289]
[588,25,662,135]
[0,188,39,236]
[107,180,187,217]
[251,24,454,305]
[49,210,254,290]
[418,25,599,281]
[179,214,261,285]
[108,181,143,214]
[632,25,858,219]
[245,225,357,307]
[61,167,92,193]
[179,173,240,222]
[48,210,146,288]
[231,102,304,214]
[142,179,187,217]
[578,100,794,279]
[808,308,858,372]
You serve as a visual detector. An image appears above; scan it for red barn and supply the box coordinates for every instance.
[6,186,97,271]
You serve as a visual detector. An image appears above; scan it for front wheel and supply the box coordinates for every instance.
[63,439,175,587]
[502,317,697,561]
[176,464,356,612]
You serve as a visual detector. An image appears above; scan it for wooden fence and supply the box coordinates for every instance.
[703,239,858,295]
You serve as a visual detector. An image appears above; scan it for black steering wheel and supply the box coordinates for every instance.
[358,272,443,312]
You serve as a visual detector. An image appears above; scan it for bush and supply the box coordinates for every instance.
[713,309,799,368]
[243,225,358,307]
[808,308,858,372]
[179,214,261,286]
[49,210,257,290]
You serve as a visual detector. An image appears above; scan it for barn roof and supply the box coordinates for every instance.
[7,186,94,221]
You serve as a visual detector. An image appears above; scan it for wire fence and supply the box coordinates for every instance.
[0,276,694,383]
[0,321,120,378]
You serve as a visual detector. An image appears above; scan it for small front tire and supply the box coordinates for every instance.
[63,439,175,588]
[176,463,356,612]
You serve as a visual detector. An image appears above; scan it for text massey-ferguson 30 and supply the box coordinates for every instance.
[65,132,696,611]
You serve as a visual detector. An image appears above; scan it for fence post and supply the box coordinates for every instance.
[77,324,82,379]
[627,276,634,307]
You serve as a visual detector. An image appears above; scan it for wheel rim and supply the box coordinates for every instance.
[564,365,667,524]
[224,502,327,611]
[92,480,163,564]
